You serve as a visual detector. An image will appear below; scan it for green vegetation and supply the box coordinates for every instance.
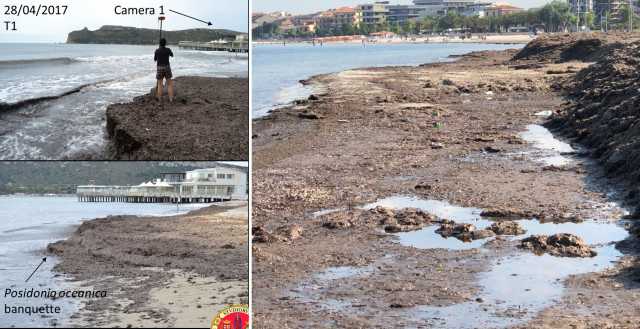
[0,162,228,195]
[67,25,242,45]
[253,1,639,39]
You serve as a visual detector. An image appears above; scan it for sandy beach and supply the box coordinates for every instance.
[252,33,640,328]
[47,202,249,327]
[253,33,535,46]
[104,76,249,161]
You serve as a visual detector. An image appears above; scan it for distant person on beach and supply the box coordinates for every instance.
[154,38,174,102]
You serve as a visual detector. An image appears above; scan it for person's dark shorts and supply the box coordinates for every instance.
[156,65,172,80]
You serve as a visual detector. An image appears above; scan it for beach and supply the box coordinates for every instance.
[47,201,249,327]
[252,33,640,328]
[105,76,249,160]
[253,33,535,45]
[0,43,248,160]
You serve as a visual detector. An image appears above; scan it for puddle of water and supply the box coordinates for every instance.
[298,195,629,328]
[519,124,575,166]
[520,125,574,153]
[520,125,575,167]
[413,244,623,329]
[398,226,490,250]
[361,196,483,223]
[517,220,628,245]
[314,266,369,281]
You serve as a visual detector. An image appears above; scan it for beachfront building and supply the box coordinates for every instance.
[485,2,524,16]
[359,1,390,25]
[594,0,628,26]
[386,4,424,23]
[77,164,248,203]
[413,0,486,16]
[569,0,594,15]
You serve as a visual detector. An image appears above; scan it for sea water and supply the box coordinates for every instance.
[252,42,523,118]
[0,195,208,327]
[0,43,248,159]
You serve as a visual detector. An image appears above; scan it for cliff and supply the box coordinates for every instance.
[66,25,242,45]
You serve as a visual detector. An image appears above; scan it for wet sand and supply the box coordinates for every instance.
[47,202,248,327]
[105,76,248,160]
[252,35,640,328]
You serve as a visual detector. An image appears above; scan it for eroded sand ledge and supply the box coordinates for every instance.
[105,76,248,160]
[252,33,640,328]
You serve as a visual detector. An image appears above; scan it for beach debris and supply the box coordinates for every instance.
[414,182,433,191]
[520,233,597,257]
[308,94,320,101]
[442,79,455,86]
[430,142,445,149]
[436,221,498,241]
[252,226,275,243]
[480,208,540,220]
[483,146,501,153]
[253,224,304,243]
[322,212,355,230]
[366,206,438,233]
[489,221,526,236]
[298,112,321,120]
[275,224,303,241]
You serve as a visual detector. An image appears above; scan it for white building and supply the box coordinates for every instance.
[77,164,248,203]
[178,167,248,200]
[413,0,492,16]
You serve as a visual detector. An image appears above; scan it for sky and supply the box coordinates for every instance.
[0,0,248,43]
[253,0,551,15]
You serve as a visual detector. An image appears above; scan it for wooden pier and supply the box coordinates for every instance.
[77,186,231,204]
[178,41,249,53]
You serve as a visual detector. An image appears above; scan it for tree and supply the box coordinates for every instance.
[584,12,595,29]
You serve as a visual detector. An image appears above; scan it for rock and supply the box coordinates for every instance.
[520,233,597,257]
[308,94,319,101]
[489,221,526,235]
[423,80,434,88]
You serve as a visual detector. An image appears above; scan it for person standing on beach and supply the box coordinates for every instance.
[154,38,174,102]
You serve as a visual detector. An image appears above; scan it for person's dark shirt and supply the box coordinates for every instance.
[154,47,173,66]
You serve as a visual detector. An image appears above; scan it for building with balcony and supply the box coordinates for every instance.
[485,2,524,16]
[359,1,390,25]
[77,164,248,203]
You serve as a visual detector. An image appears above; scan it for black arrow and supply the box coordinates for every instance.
[25,257,46,282]
[169,9,212,26]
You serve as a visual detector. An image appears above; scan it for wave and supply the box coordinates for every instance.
[0,57,79,68]
[0,79,113,113]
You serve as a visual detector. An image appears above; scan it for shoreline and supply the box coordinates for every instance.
[252,33,640,327]
[253,33,534,46]
[47,202,249,327]
[253,46,516,120]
